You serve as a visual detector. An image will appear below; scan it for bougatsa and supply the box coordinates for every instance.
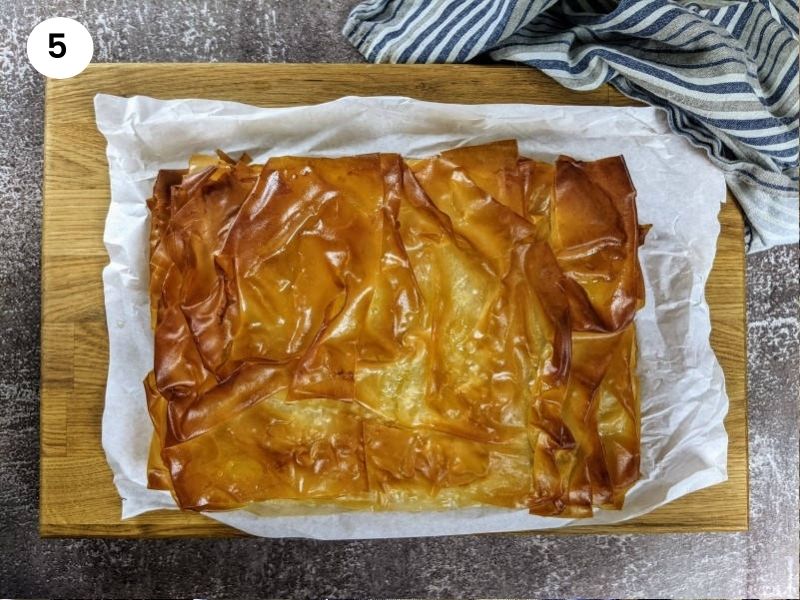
[144,140,647,516]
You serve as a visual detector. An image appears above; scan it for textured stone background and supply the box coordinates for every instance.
[1,1,798,597]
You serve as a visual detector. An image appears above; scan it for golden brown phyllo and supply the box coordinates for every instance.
[144,140,647,517]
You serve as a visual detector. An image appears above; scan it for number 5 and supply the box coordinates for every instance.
[49,33,66,58]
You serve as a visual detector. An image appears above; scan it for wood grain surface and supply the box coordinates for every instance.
[41,63,747,537]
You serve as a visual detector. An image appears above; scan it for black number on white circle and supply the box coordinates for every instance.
[48,33,66,58]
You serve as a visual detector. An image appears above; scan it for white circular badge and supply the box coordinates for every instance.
[26,17,93,79]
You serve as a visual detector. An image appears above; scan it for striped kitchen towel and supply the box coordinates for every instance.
[344,0,799,252]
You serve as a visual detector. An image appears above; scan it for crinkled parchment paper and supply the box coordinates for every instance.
[95,94,728,539]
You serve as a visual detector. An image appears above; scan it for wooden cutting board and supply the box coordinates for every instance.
[41,63,747,537]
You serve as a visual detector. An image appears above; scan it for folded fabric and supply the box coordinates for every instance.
[344,0,799,252]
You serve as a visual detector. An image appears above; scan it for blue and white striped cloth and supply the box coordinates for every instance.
[344,0,799,252]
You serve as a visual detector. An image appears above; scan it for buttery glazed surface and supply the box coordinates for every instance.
[145,140,646,516]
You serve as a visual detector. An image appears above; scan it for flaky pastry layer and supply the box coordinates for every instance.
[144,140,647,516]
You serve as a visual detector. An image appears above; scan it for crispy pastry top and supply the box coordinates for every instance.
[144,140,646,516]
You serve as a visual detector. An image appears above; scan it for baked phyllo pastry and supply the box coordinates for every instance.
[144,140,647,517]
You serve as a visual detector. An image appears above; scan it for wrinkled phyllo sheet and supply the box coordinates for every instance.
[145,140,647,517]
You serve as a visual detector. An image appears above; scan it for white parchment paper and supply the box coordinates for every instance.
[95,94,729,539]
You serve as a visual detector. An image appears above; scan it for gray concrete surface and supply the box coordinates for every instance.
[1,1,798,597]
